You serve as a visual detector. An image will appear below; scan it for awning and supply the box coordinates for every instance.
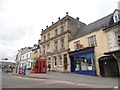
[69,47,94,56]
[104,50,120,55]
[99,56,115,62]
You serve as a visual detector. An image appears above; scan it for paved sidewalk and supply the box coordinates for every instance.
[12,70,119,87]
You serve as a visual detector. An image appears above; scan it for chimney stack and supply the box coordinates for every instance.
[76,17,79,21]
[118,1,120,10]
[52,22,54,24]
[66,12,68,16]
[58,17,60,20]
[46,26,48,28]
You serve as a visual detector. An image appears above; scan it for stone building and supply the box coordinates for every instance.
[69,9,119,77]
[40,12,86,72]
[103,9,120,77]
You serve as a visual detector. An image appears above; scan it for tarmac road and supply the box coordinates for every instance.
[2,72,114,89]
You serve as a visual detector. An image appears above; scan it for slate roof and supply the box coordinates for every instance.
[71,13,113,40]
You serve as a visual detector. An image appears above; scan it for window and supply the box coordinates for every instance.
[48,58,51,63]
[47,33,50,40]
[115,30,120,46]
[54,41,58,51]
[47,44,51,52]
[26,54,28,59]
[61,39,64,49]
[74,57,95,71]
[88,35,97,47]
[55,29,58,36]
[113,14,120,23]
[30,53,31,58]
[61,26,64,33]
[43,46,45,54]
[43,35,46,41]
[58,55,62,66]
[54,56,57,67]
[74,41,83,50]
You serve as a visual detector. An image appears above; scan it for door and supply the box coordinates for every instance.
[64,54,68,70]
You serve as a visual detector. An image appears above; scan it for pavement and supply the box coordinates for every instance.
[12,70,119,88]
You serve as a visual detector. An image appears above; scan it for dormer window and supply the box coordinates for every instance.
[113,10,120,23]
[113,15,119,23]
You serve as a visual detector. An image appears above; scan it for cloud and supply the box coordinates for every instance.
[0,0,118,62]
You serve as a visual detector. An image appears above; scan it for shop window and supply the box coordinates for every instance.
[58,55,62,66]
[54,56,57,67]
[74,57,95,71]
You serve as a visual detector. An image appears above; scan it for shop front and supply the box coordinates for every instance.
[69,47,96,76]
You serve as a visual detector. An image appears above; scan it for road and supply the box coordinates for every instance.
[2,72,114,89]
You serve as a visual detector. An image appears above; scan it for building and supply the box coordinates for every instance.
[40,12,86,72]
[31,42,41,70]
[20,47,32,70]
[103,9,120,77]
[69,9,119,77]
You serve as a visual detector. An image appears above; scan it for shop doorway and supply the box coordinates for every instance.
[64,54,68,70]
[99,56,119,77]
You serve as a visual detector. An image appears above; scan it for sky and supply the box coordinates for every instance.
[0,0,119,62]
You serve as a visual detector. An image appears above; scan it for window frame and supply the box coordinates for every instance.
[88,35,97,47]
[61,26,64,33]
[58,55,62,66]
[74,41,81,50]
[61,39,65,49]
[53,56,57,67]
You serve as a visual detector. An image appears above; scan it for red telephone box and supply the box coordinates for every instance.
[33,58,46,73]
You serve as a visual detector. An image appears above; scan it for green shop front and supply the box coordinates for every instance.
[69,47,96,76]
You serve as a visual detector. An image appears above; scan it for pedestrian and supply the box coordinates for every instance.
[48,63,51,71]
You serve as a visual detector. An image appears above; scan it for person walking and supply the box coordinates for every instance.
[48,63,51,71]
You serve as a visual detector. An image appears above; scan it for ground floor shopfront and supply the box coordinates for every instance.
[98,56,119,77]
[69,47,96,76]
[101,50,120,77]
[43,50,70,72]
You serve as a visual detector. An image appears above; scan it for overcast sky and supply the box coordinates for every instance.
[0,0,119,62]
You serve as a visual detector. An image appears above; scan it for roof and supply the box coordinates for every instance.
[41,15,86,35]
[71,13,113,40]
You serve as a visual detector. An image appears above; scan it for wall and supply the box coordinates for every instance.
[69,29,109,76]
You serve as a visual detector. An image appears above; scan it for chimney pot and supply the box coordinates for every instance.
[66,12,68,15]
[58,17,60,20]
[46,26,48,28]
[52,22,54,24]
[76,17,79,20]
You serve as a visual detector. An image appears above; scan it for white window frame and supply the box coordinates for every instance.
[74,41,80,50]
[54,56,57,67]
[58,55,62,66]
[88,35,97,47]
[47,44,51,52]
[61,39,65,49]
